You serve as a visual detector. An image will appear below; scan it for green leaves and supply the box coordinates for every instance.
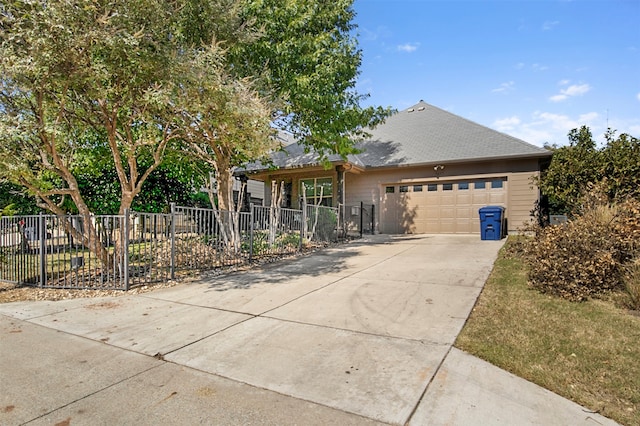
[538,126,640,215]
[230,0,391,160]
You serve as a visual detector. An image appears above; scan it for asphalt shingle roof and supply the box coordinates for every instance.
[246,101,551,172]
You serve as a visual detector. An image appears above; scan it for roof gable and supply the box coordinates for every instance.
[355,101,550,167]
[246,101,551,172]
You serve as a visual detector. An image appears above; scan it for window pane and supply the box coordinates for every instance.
[475,181,486,189]
[385,186,395,193]
[413,185,423,192]
[317,178,333,196]
[443,183,453,191]
[491,179,504,189]
[301,180,315,197]
[399,185,409,193]
[427,184,437,192]
[458,182,469,190]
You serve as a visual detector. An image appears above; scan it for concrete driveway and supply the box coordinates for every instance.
[0,234,618,425]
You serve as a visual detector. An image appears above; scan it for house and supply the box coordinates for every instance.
[243,101,552,235]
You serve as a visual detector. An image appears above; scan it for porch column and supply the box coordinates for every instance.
[238,174,250,212]
[335,166,345,207]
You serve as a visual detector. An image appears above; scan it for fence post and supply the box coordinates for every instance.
[371,204,375,235]
[360,201,364,237]
[298,205,303,252]
[170,203,176,280]
[301,200,307,243]
[39,213,46,288]
[123,209,130,290]
[249,203,254,261]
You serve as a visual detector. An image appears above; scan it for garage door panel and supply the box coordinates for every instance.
[441,194,454,204]
[472,193,489,204]
[456,206,472,216]
[457,194,471,204]
[424,196,440,206]
[441,207,455,217]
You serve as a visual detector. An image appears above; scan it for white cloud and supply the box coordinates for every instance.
[514,62,525,70]
[492,81,515,93]
[532,63,549,72]
[533,111,579,131]
[558,79,571,86]
[549,94,568,102]
[397,43,419,53]
[636,92,640,101]
[549,83,591,102]
[493,116,521,131]
[542,20,560,31]
[563,84,590,96]
[490,110,602,146]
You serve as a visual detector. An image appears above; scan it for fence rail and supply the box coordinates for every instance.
[0,203,342,290]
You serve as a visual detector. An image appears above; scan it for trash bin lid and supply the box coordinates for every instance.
[479,205,504,213]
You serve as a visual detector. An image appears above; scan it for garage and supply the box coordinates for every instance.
[380,177,507,234]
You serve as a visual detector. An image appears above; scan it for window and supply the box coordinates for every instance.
[443,183,453,191]
[399,185,409,193]
[301,177,333,206]
[491,179,504,189]
[427,184,437,192]
[458,182,469,190]
[413,185,423,192]
[475,181,486,189]
[385,186,395,193]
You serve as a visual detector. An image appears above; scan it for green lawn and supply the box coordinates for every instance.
[455,238,640,426]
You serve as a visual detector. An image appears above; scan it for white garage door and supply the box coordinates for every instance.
[380,178,506,234]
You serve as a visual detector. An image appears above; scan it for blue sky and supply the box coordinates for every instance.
[352,0,640,147]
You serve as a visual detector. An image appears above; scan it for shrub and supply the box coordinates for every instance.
[524,197,640,302]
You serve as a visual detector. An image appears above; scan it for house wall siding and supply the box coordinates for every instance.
[506,171,539,230]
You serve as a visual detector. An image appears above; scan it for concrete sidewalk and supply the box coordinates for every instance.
[0,235,618,425]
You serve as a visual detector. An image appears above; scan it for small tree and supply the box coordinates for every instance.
[537,126,639,215]
[537,126,601,215]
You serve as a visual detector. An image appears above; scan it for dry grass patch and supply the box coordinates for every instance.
[456,238,640,426]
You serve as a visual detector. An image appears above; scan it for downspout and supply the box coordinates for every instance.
[336,165,347,237]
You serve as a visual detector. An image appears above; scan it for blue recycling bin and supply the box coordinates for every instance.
[479,206,505,240]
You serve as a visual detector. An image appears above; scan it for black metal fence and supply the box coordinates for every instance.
[0,203,340,290]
